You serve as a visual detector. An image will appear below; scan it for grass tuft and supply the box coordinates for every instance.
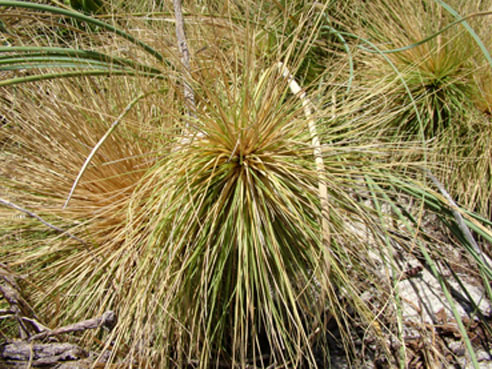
[1,2,491,368]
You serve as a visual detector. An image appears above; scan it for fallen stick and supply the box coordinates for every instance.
[28,311,116,342]
[172,0,203,147]
[1,342,87,366]
[0,283,30,339]
[0,264,39,339]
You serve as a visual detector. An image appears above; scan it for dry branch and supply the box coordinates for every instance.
[28,311,116,342]
[0,264,39,339]
[1,264,115,367]
[1,311,116,367]
[173,0,196,116]
[0,283,30,340]
[1,342,87,366]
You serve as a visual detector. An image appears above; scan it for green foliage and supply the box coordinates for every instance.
[0,0,166,86]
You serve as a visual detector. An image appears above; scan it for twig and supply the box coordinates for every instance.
[0,197,87,245]
[426,171,492,269]
[28,310,116,342]
[172,0,202,146]
[0,283,30,339]
[173,0,196,116]
[21,317,50,334]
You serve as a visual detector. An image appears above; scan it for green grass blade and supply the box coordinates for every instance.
[320,18,353,93]
[365,175,406,369]
[335,29,428,159]
[0,46,164,74]
[0,69,164,86]
[433,0,492,68]
[0,0,165,62]
[388,178,492,280]
[0,57,122,70]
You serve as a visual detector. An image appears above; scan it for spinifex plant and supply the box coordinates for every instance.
[338,0,492,216]
[1,1,491,368]
[0,2,371,366]
[349,0,482,137]
[0,44,393,367]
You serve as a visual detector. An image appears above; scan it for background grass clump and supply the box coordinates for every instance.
[1,1,491,368]
[336,0,492,216]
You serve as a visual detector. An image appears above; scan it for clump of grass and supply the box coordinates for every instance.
[0,71,170,284]
[1,2,491,368]
[350,0,481,137]
[0,22,411,366]
[336,0,492,215]
[473,41,492,115]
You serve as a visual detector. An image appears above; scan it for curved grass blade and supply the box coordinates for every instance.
[433,0,492,68]
[385,177,492,309]
[0,0,165,62]
[63,90,158,208]
[0,46,165,75]
[320,16,353,94]
[365,176,407,369]
[0,58,124,70]
[426,171,492,270]
[358,11,492,56]
[329,29,428,161]
[371,178,481,369]
[0,57,162,79]
[0,69,163,87]
[277,62,331,257]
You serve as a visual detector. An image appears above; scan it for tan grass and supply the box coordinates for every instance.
[1,1,490,368]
